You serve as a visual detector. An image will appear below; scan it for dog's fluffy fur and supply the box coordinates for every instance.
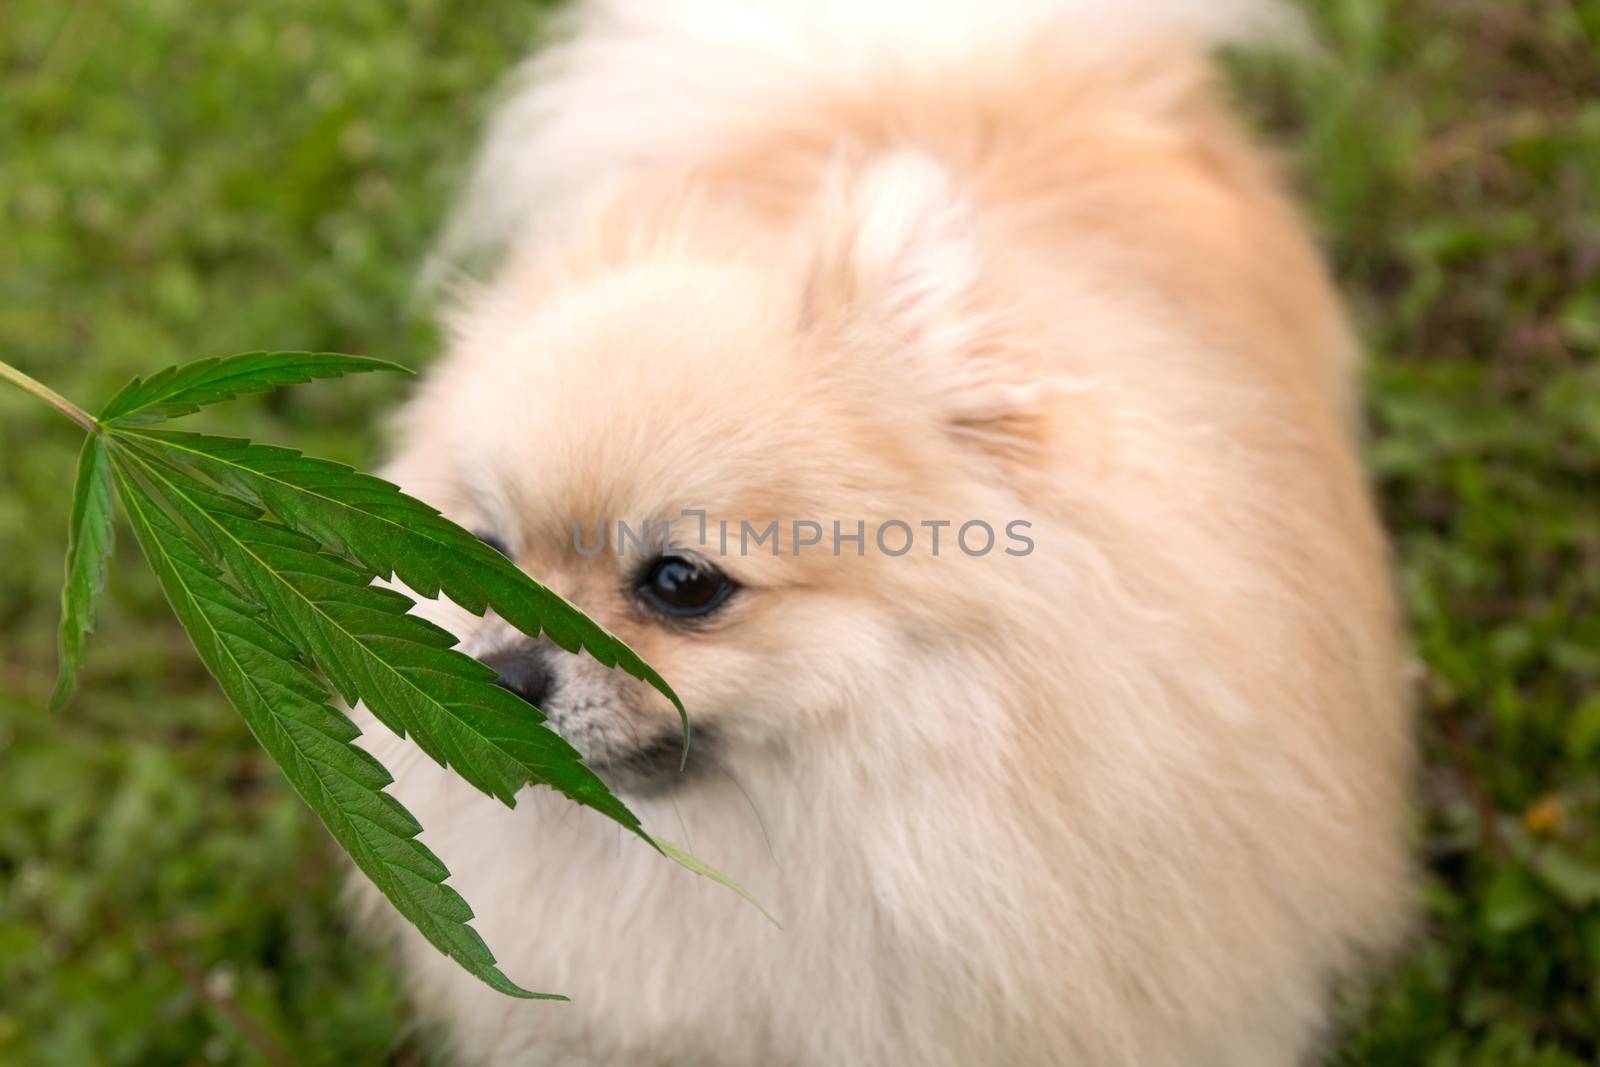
[353,2,1414,1063]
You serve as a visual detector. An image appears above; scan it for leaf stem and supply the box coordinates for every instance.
[0,358,100,434]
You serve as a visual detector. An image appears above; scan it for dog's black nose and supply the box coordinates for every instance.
[481,643,555,710]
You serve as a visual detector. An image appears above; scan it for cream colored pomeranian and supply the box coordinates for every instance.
[351,1,1415,1063]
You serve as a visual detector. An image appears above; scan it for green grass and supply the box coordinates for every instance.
[1,1,1596,1063]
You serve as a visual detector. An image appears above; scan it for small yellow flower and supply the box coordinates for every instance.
[1523,796,1566,837]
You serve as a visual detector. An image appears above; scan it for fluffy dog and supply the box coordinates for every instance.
[354,1,1414,1063]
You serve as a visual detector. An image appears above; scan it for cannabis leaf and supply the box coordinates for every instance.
[99,350,407,425]
[117,426,686,748]
[51,436,116,709]
[0,351,760,1002]
[121,444,639,827]
[112,461,552,998]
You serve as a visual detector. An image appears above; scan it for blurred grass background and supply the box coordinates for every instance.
[1,0,1596,1063]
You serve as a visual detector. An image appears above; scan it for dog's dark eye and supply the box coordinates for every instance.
[636,555,734,619]
[475,531,512,559]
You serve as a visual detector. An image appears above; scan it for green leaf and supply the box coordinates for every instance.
[657,840,781,929]
[99,351,409,426]
[51,435,116,709]
[121,444,645,834]
[108,452,555,1000]
[1480,864,1545,937]
[119,428,687,744]
[1530,847,1600,909]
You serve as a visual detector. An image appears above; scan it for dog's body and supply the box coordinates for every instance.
[354,2,1414,1063]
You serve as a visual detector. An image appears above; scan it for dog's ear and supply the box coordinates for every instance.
[805,151,1052,459]
[805,151,977,352]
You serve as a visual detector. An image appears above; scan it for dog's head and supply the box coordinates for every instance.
[387,153,1057,794]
